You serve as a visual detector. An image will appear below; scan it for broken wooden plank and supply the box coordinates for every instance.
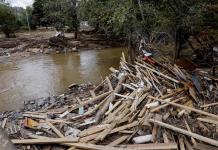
[200,102,218,108]
[1,118,7,128]
[79,124,110,137]
[149,119,218,147]
[193,142,218,150]
[197,117,218,125]
[135,62,179,83]
[82,91,112,106]
[110,121,138,134]
[108,135,129,146]
[149,96,218,120]
[95,75,126,123]
[46,121,64,138]
[12,137,79,145]
[106,77,113,91]
[122,142,178,149]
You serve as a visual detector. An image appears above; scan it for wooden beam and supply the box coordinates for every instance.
[12,137,79,145]
[108,135,129,146]
[122,142,178,149]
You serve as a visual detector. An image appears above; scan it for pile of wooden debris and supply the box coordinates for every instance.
[1,53,218,150]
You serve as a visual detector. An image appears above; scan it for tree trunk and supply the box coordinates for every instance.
[128,32,135,63]
[75,26,78,39]
[137,0,145,22]
[174,28,182,62]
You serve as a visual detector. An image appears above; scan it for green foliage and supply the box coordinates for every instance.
[17,7,33,28]
[32,0,79,31]
[0,3,18,37]
[78,0,213,40]
[32,0,44,26]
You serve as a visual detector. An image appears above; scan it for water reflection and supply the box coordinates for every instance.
[0,47,126,111]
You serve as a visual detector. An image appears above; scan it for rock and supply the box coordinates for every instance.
[27,48,41,53]
[69,41,81,47]
[88,43,102,49]
[64,127,81,138]
[68,83,78,89]
[43,48,51,54]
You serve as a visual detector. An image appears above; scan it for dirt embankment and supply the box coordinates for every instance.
[0,29,124,62]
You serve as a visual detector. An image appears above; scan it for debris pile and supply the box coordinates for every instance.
[1,53,218,150]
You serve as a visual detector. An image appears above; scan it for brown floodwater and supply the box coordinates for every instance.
[0,47,127,111]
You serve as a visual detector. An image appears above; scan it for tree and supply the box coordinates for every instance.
[65,0,79,39]
[78,0,158,61]
[31,0,44,27]
[32,0,79,39]
[17,7,33,29]
[79,0,215,61]
[0,2,18,37]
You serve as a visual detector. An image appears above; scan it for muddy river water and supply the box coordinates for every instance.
[0,47,126,111]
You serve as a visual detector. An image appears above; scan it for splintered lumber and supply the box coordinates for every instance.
[184,138,194,150]
[110,121,138,134]
[65,143,126,150]
[193,143,218,150]
[106,77,113,91]
[79,124,110,137]
[178,138,185,150]
[67,142,178,150]
[23,114,47,119]
[108,135,129,146]
[149,96,218,120]
[135,62,179,83]
[151,97,186,112]
[1,118,7,128]
[105,101,121,115]
[122,143,178,149]
[197,117,218,125]
[12,137,79,145]
[200,102,218,108]
[149,119,218,147]
[95,123,116,141]
[90,90,96,98]
[82,91,112,106]
[79,133,99,143]
[95,75,126,123]
[184,119,197,145]
[4,53,218,150]
[46,121,64,138]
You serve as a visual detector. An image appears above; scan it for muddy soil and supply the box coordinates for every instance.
[0,28,124,63]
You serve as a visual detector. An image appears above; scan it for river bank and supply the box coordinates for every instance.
[0,28,124,63]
